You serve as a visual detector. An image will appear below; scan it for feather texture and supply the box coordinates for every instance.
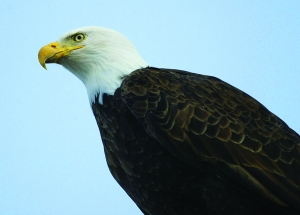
[91,67,300,214]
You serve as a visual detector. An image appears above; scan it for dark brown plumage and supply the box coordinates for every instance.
[92,67,300,215]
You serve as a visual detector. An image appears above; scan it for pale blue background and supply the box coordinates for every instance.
[0,1,299,214]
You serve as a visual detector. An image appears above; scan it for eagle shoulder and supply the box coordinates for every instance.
[120,67,300,210]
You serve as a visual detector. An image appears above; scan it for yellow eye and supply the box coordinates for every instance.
[73,33,85,42]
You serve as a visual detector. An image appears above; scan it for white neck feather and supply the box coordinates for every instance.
[58,27,148,104]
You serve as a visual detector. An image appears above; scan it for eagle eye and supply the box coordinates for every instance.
[73,33,85,42]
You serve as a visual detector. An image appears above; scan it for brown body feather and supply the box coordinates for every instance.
[92,67,300,214]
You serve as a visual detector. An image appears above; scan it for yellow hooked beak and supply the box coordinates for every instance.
[38,42,83,70]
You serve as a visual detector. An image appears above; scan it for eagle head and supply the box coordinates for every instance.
[38,26,148,104]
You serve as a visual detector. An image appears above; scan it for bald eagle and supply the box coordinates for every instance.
[38,26,300,215]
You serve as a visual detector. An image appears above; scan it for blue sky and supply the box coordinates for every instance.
[0,1,299,214]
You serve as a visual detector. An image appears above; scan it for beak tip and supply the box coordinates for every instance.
[39,60,47,70]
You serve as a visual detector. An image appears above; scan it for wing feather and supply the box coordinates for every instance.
[121,67,300,209]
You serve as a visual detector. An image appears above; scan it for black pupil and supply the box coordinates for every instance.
[76,35,82,40]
